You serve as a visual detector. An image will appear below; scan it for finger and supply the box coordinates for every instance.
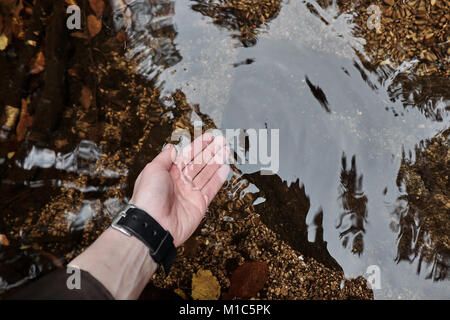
[183,135,227,181]
[175,133,214,170]
[201,164,230,206]
[151,144,177,170]
[193,146,230,190]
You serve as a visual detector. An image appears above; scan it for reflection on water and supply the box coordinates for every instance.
[243,172,342,272]
[0,0,448,299]
[392,128,449,281]
[191,0,282,47]
[111,0,181,76]
[337,153,368,256]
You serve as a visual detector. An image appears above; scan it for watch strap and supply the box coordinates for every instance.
[114,207,177,274]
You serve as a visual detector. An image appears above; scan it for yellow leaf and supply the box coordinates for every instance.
[174,289,188,300]
[191,269,221,300]
[7,152,15,159]
[4,105,19,129]
[26,39,37,46]
[0,33,8,51]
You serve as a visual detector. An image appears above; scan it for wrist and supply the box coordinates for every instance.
[69,227,158,300]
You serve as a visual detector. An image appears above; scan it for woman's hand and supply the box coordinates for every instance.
[130,133,230,247]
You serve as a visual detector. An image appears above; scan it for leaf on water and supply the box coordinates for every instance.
[80,86,93,110]
[191,269,221,300]
[0,234,10,246]
[29,51,45,74]
[16,98,33,142]
[87,14,102,38]
[228,261,268,298]
[89,0,105,18]
[0,33,8,51]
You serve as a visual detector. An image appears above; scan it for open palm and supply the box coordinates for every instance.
[130,133,230,247]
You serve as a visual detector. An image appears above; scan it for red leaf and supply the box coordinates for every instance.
[228,261,268,298]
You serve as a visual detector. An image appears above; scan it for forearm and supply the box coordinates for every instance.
[68,227,158,300]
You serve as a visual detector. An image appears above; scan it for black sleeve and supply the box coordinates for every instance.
[7,268,114,300]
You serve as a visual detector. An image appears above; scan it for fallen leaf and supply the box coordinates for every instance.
[7,152,15,159]
[70,32,88,39]
[29,51,45,74]
[68,68,78,77]
[0,33,8,51]
[0,234,10,246]
[26,39,37,46]
[174,289,189,300]
[191,269,221,300]
[228,261,268,298]
[4,105,19,129]
[116,29,129,43]
[16,98,34,141]
[87,14,102,37]
[55,139,69,149]
[79,86,93,109]
[89,0,105,18]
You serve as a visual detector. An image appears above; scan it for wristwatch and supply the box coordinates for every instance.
[110,204,177,275]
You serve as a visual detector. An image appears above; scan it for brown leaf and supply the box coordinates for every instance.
[89,0,105,18]
[55,139,69,149]
[87,14,102,37]
[16,98,33,141]
[80,86,93,110]
[68,67,79,77]
[70,32,88,39]
[0,234,10,246]
[116,29,129,43]
[29,51,45,74]
[228,261,268,298]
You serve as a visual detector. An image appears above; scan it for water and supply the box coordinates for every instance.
[0,0,448,299]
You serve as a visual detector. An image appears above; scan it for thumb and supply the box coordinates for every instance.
[152,144,176,170]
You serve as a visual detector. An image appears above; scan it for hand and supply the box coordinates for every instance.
[130,133,230,247]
